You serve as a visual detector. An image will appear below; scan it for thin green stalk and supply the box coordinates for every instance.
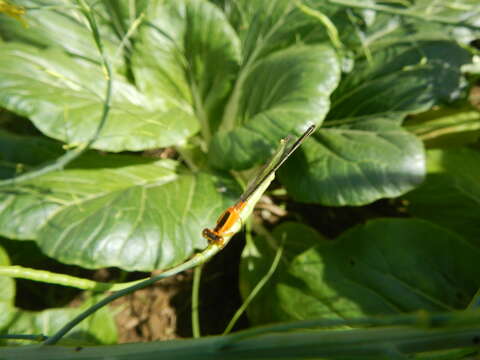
[296,2,344,52]
[192,264,203,338]
[0,0,112,188]
[23,5,79,11]
[223,241,283,335]
[346,8,373,65]
[328,0,480,26]
[43,245,220,345]
[0,265,145,291]
[113,12,145,61]
[0,146,87,186]
[405,110,480,140]
[0,334,47,342]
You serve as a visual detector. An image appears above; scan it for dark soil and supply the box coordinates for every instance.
[111,232,249,342]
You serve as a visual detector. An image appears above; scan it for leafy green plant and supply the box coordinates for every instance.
[1,0,480,358]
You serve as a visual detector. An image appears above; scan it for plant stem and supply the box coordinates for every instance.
[296,2,343,51]
[0,265,144,291]
[43,246,220,345]
[223,241,283,335]
[0,334,47,342]
[192,264,203,338]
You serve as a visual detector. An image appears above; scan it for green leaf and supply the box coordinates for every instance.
[0,245,15,331]
[132,0,241,131]
[0,0,119,63]
[280,117,425,205]
[0,244,114,345]
[209,44,341,170]
[241,219,480,325]
[216,0,334,60]
[329,41,472,120]
[324,0,480,50]
[91,0,148,49]
[277,40,471,206]
[0,132,63,179]
[0,42,199,152]
[405,148,480,246]
[1,297,117,345]
[0,132,239,271]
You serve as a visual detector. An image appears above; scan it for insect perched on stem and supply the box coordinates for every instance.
[202,124,316,246]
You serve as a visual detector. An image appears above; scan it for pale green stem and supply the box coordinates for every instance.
[0,334,47,342]
[43,245,221,345]
[113,12,145,61]
[0,265,144,292]
[192,264,203,338]
[296,2,344,51]
[223,241,283,335]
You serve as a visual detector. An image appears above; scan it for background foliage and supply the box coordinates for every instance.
[0,0,480,357]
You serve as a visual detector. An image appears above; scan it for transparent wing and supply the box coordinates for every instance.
[239,124,315,202]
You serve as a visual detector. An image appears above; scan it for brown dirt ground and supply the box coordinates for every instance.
[110,231,249,342]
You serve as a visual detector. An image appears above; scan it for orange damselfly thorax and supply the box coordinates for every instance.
[202,202,247,246]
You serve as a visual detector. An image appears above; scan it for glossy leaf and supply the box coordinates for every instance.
[279,40,471,206]
[241,219,480,325]
[0,132,239,271]
[203,0,342,171]
[329,41,472,120]
[0,245,15,331]
[209,44,341,170]
[0,42,199,152]
[2,299,117,345]
[131,0,241,131]
[0,129,64,178]
[337,3,480,52]
[215,0,334,60]
[280,117,425,205]
[0,0,119,63]
[0,243,116,345]
[405,148,480,246]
